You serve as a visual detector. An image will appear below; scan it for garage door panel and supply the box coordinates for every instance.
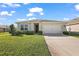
[42,24,62,34]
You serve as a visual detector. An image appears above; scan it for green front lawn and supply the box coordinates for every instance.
[0,33,50,56]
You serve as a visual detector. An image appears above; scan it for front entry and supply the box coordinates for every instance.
[34,23,39,33]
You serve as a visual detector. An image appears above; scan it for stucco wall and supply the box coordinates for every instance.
[17,23,28,31]
[17,22,66,33]
[17,22,42,31]
[29,23,34,31]
[66,24,79,32]
[28,23,42,31]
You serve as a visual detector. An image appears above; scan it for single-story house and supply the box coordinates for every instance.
[0,25,9,32]
[66,18,79,32]
[16,19,66,34]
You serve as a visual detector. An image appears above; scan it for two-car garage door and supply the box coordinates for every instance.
[42,24,62,34]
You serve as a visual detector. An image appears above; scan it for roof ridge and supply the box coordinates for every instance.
[16,19,63,23]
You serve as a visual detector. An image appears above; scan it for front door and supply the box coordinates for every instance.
[34,23,39,33]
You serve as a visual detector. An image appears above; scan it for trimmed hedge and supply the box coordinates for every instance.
[25,31,34,35]
[63,31,69,35]
[68,32,79,36]
[63,31,79,36]
[11,31,23,36]
[37,31,43,35]
[9,30,43,36]
[22,31,42,35]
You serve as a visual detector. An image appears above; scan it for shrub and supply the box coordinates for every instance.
[38,31,43,35]
[68,32,79,36]
[23,31,42,35]
[63,31,69,35]
[27,31,34,35]
[9,24,16,36]
[9,24,16,32]
[21,31,28,34]
[24,31,34,35]
[15,31,23,36]
[10,31,23,36]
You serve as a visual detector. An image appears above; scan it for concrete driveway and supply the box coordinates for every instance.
[44,35,79,56]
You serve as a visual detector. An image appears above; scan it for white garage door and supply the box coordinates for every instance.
[42,24,62,34]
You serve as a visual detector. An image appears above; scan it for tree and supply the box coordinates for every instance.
[9,24,16,35]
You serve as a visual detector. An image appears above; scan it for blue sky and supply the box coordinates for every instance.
[0,3,79,25]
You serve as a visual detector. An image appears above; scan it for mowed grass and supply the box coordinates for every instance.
[0,32,50,56]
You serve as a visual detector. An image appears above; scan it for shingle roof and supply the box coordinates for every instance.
[16,19,63,23]
[66,17,79,25]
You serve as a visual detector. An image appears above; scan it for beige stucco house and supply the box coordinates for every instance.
[16,18,79,34]
[0,25,9,32]
[66,18,79,32]
[16,19,66,34]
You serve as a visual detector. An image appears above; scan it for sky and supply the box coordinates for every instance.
[0,3,79,25]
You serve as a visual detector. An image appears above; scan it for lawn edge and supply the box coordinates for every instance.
[43,35,51,56]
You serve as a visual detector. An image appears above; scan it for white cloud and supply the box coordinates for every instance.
[23,3,29,5]
[28,17,37,20]
[11,11,16,14]
[40,12,44,15]
[75,4,79,11]
[27,13,33,17]
[17,19,26,21]
[0,11,15,16]
[63,18,70,21]
[11,3,21,7]
[0,11,12,16]
[1,3,21,8]
[0,4,7,7]
[29,7,43,13]
[27,7,44,17]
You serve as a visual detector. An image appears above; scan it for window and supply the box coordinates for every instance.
[25,28,28,30]
[25,24,28,30]
[21,25,24,30]
[20,24,28,31]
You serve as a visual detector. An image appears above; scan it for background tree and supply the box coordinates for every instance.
[9,24,16,35]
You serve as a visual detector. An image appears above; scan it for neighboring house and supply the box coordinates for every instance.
[0,25,9,32]
[16,19,66,34]
[66,18,79,32]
